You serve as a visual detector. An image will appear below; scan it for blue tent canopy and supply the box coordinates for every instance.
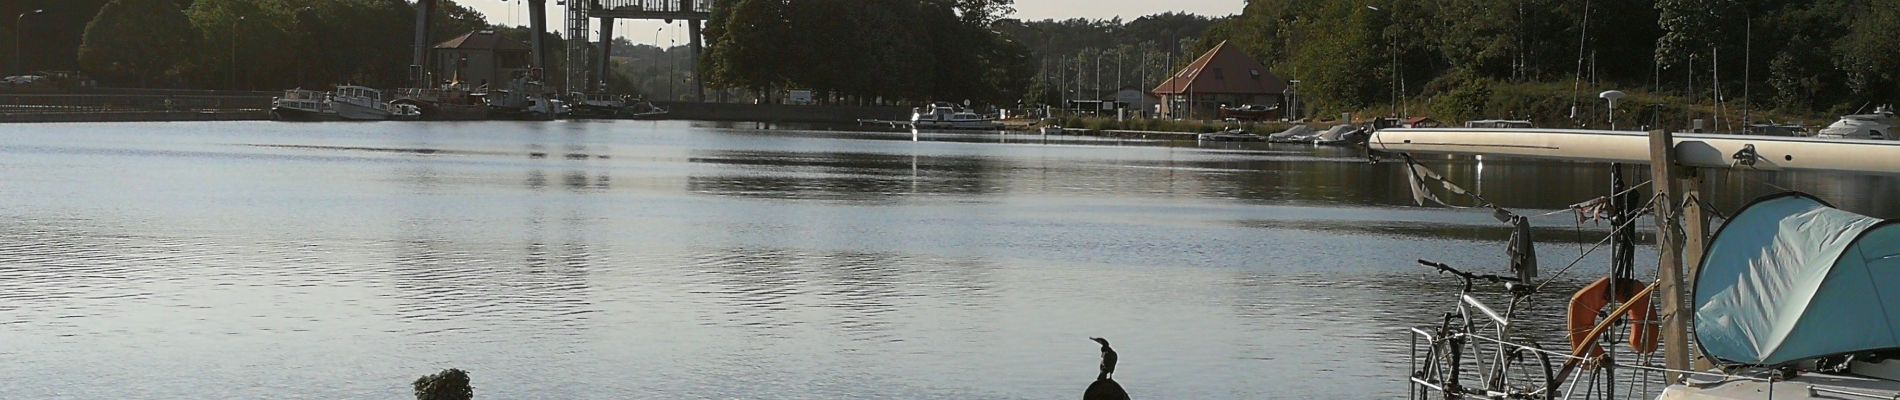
[1695,193,1900,366]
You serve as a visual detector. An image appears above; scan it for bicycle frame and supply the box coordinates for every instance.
[1411,260,1550,400]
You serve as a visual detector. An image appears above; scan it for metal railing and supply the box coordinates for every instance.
[592,0,712,14]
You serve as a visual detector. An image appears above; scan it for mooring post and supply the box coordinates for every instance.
[1680,163,1710,371]
[1648,129,1691,382]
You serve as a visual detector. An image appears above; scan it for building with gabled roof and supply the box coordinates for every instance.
[1152,40,1289,120]
[433,30,533,89]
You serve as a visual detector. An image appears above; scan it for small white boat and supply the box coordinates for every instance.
[1198,129,1265,142]
[386,103,422,120]
[911,103,1001,130]
[270,89,336,121]
[332,85,392,121]
[1814,105,1894,140]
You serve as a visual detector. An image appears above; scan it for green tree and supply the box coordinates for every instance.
[186,0,295,90]
[1286,2,1383,113]
[704,0,790,100]
[1834,0,1900,101]
[79,0,196,87]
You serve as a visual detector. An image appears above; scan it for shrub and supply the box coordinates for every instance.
[413,369,474,400]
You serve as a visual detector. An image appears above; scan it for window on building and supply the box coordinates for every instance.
[1250,69,1261,80]
[1212,68,1224,80]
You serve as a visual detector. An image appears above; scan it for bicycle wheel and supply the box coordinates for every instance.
[1494,338,1556,399]
[1413,312,1469,399]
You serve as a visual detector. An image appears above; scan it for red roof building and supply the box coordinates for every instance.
[1151,41,1289,120]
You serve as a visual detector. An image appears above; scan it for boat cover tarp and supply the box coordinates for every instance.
[1269,125,1313,140]
[1695,192,1900,366]
[1317,124,1356,142]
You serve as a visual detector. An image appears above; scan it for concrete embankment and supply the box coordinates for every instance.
[0,110,268,123]
[0,90,274,123]
[654,102,908,124]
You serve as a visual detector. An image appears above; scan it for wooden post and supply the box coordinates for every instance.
[1680,168,1711,371]
[1649,129,1691,382]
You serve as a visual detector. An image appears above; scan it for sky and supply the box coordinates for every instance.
[466,0,1243,47]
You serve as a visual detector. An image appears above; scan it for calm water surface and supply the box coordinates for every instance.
[2,121,1896,399]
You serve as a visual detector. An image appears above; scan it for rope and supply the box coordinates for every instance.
[1531,198,1659,294]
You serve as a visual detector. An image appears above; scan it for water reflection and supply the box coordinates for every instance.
[3,120,1900,399]
[686,150,1002,201]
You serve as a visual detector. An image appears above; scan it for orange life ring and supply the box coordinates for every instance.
[1566,277,1660,357]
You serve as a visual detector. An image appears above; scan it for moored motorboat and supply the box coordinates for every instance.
[1814,105,1894,140]
[270,89,336,121]
[390,83,488,121]
[565,92,626,119]
[911,102,1001,130]
[1196,129,1265,142]
[332,85,392,121]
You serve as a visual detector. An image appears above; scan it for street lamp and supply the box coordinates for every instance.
[1094,50,1105,101]
[1367,4,1402,117]
[15,9,43,76]
[230,15,245,90]
[654,26,663,97]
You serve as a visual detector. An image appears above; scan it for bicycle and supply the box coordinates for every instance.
[1410,259,1556,399]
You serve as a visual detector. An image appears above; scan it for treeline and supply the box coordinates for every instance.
[6,0,655,93]
[1196,0,1900,119]
[994,13,1217,106]
[698,0,1030,105]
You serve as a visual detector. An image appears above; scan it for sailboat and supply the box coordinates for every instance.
[1371,123,1900,399]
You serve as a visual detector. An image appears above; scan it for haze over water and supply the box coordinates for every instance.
[2,121,1894,398]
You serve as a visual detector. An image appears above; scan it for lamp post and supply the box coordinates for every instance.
[670,35,677,101]
[1094,49,1105,101]
[230,15,245,90]
[654,26,663,97]
[1367,5,1399,117]
[15,9,43,76]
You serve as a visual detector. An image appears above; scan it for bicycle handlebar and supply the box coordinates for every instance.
[1416,259,1519,284]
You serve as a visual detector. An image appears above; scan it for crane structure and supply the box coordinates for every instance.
[412,0,709,101]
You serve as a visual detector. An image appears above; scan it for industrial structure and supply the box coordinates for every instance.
[409,0,711,100]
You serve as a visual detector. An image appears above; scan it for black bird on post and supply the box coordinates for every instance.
[1084,337,1130,400]
[1090,337,1118,380]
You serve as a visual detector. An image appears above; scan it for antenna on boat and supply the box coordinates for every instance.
[1599,90,1625,130]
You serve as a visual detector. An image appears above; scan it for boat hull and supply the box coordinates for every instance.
[912,121,1002,130]
[270,106,337,122]
[333,100,390,121]
[1370,128,1900,174]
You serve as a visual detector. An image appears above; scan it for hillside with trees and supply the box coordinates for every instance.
[1188,0,1900,126]
[697,0,1030,105]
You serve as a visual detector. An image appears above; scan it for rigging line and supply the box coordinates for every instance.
[1405,154,1655,218]
[1532,198,1660,294]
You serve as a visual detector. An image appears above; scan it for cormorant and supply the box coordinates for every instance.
[1090,337,1117,381]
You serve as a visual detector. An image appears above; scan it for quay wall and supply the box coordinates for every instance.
[0,91,273,123]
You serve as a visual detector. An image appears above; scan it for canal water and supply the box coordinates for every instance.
[2,121,1895,398]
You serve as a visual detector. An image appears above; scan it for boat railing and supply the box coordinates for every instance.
[1403,317,1900,400]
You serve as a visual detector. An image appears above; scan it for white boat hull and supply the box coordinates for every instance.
[333,100,390,121]
[913,121,1001,130]
[1369,128,1900,174]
